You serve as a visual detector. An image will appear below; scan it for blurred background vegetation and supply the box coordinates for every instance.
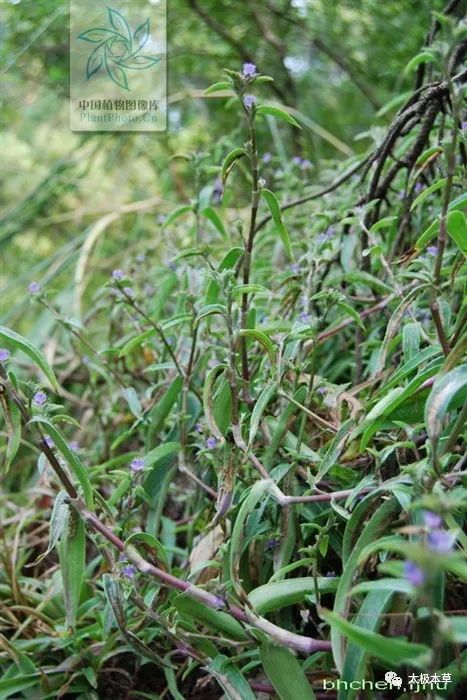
[0,0,449,329]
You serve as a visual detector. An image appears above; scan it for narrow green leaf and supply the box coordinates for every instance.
[59,509,85,628]
[161,205,193,231]
[447,210,467,256]
[261,189,293,259]
[260,643,316,700]
[203,364,227,442]
[425,364,467,444]
[0,325,59,391]
[208,655,256,700]
[221,148,248,184]
[256,105,301,128]
[249,382,277,445]
[203,81,232,95]
[201,207,228,239]
[404,51,436,74]
[238,328,276,365]
[323,609,432,669]
[29,417,94,508]
[249,577,339,614]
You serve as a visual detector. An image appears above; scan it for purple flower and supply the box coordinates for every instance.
[300,159,312,171]
[427,529,456,553]
[423,511,442,529]
[122,564,137,579]
[265,538,280,551]
[414,182,424,194]
[69,441,79,452]
[398,190,405,200]
[404,561,425,587]
[123,287,134,298]
[318,228,335,244]
[44,435,54,448]
[262,152,272,164]
[298,312,311,324]
[28,282,41,294]
[243,94,256,109]
[135,253,146,263]
[290,262,300,274]
[292,156,302,165]
[33,391,47,407]
[206,436,218,449]
[317,386,327,395]
[0,348,10,362]
[157,214,166,224]
[461,121,467,131]
[112,269,125,280]
[242,62,257,78]
[426,245,438,257]
[130,456,145,473]
[194,423,203,434]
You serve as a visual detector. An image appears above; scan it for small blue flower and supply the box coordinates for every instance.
[112,269,125,280]
[242,62,257,78]
[422,511,442,529]
[123,286,134,298]
[300,159,312,170]
[289,262,300,274]
[28,282,41,294]
[243,94,256,109]
[414,182,424,194]
[427,529,456,553]
[298,312,311,324]
[33,391,47,407]
[0,348,10,362]
[69,441,79,452]
[426,245,438,257]
[206,436,218,449]
[122,564,137,579]
[404,561,425,587]
[44,435,54,448]
[130,456,145,473]
[461,121,467,131]
[262,152,272,164]
[398,190,405,200]
[292,156,302,165]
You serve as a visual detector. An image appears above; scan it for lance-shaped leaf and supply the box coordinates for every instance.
[261,189,293,259]
[221,148,248,184]
[208,655,256,700]
[249,382,277,446]
[0,325,59,391]
[425,364,467,445]
[27,491,69,567]
[323,609,432,670]
[59,508,85,629]
[260,643,316,700]
[201,206,228,239]
[238,328,276,365]
[203,364,227,442]
[29,417,94,508]
[203,80,232,95]
[256,105,301,128]
[447,210,467,256]
[161,204,193,231]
